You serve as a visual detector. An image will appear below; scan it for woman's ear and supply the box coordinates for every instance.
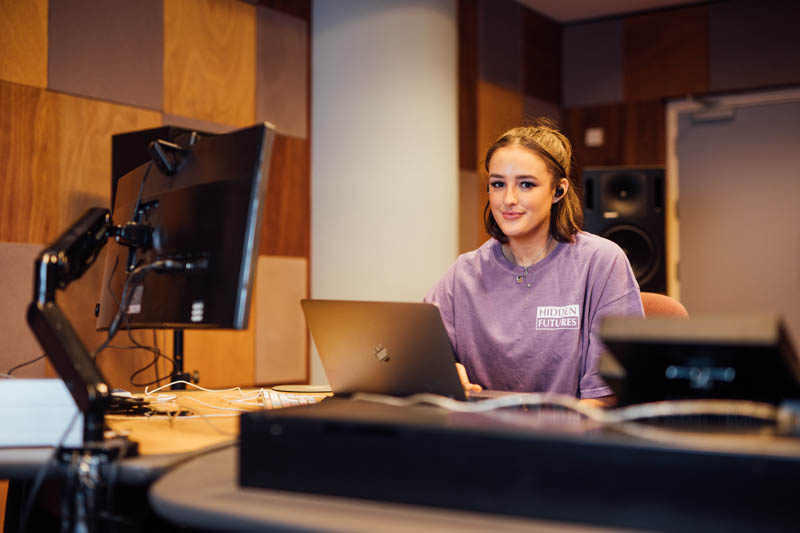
[553,178,569,204]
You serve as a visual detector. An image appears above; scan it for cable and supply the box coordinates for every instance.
[92,259,186,363]
[5,354,47,376]
[350,392,781,425]
[129,160,153,222]
[145,380,246,395]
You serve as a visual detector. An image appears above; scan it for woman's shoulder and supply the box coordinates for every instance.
[453,238,498,266]
[570,231,627,260]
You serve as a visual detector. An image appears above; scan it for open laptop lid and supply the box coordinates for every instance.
[301,299,467,401]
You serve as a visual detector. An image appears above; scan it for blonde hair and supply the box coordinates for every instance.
[483,118,582,243]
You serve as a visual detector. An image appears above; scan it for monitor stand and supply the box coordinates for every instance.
[170,329,192,390]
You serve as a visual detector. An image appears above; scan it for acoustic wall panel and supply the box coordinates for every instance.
[48,0,163,110]
[562,18,623,108]
[0,242,49,378]
[709,0,800,93]
[0,81,161,389]
[259,134,309,258]
[458,0,478,171]
[623,99,665,166]
[0,0,47,88]
[563,103,624,173]
[164,0,256,127]
[478,0,522,92]
[0,81,161,244]
[254,255,307,385]
[524,95,561,127]
[256,7,308,139]
[161,113,234,135]
[183,315,256,388]
[624,5,709,101]
[522,6,561,105]
[459,169,479,254]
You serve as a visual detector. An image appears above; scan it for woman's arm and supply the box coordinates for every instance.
[579,395,616,408]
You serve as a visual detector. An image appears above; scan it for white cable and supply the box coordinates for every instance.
[144,380,245,396]
[350,392,780,424]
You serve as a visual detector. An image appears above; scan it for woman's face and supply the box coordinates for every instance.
[488,144,563,244]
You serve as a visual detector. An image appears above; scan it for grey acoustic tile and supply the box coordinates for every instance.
[562,18,623,107]
[48,0,163,110]
[709,0,800,92]
[256,7,308,139]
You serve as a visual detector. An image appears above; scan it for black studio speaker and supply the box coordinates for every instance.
[583,167,666,293]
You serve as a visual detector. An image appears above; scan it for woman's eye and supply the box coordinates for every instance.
[489,181,504,189]
[520,181,535,189]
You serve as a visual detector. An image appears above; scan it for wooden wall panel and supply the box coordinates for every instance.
[254,255,307,385]
[623,99,665,166]
[458,169,479,254]
[0,81,161,244]
[0,0,47,88]
[623,5,709,101]
[458,0,478,170]
[522,7,561,104]
[0,81,49,243]
[257,0,310,21]
[478,0,522,92]
[563,103,624,177]
[183,318,256,388]
[475,80,523,246]
[164,0,256,127]
[0,80,162,390]
[259,134,309,258]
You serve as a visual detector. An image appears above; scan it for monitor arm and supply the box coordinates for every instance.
[27,207,151,443]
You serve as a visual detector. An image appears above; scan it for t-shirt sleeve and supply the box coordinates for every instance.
[424,264,460,362]
[579,248,644,399]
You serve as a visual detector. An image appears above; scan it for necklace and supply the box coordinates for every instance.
[502,235,552,289]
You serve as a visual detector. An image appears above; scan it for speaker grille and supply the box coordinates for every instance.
[602,225,661,287]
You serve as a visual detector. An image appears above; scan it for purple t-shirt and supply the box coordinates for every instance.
[425,232,643,398]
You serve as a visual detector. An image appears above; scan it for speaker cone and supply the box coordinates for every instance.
[603,224,660,287]
[602,173,646,216]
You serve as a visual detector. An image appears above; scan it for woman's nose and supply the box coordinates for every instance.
[504,186,517,205]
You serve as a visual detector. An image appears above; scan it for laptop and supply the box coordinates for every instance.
[301,299,506,401]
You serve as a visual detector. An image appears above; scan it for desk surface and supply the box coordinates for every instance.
[0,387,326,482]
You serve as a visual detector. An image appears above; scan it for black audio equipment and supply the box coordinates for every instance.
[583,167,666,293]
[240,398,800,532]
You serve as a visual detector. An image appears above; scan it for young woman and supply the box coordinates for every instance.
[425,119,643,406]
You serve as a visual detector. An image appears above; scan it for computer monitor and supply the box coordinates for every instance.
[96,123,275,331]
[599,314,800,405]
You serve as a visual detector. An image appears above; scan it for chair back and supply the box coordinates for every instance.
[640,291,689,318]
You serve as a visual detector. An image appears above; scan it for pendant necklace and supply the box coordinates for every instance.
[504,236,552,289]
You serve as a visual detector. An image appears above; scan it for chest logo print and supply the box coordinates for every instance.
[536,305,580,330]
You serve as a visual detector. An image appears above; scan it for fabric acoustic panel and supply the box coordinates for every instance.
[0,242,49,378]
